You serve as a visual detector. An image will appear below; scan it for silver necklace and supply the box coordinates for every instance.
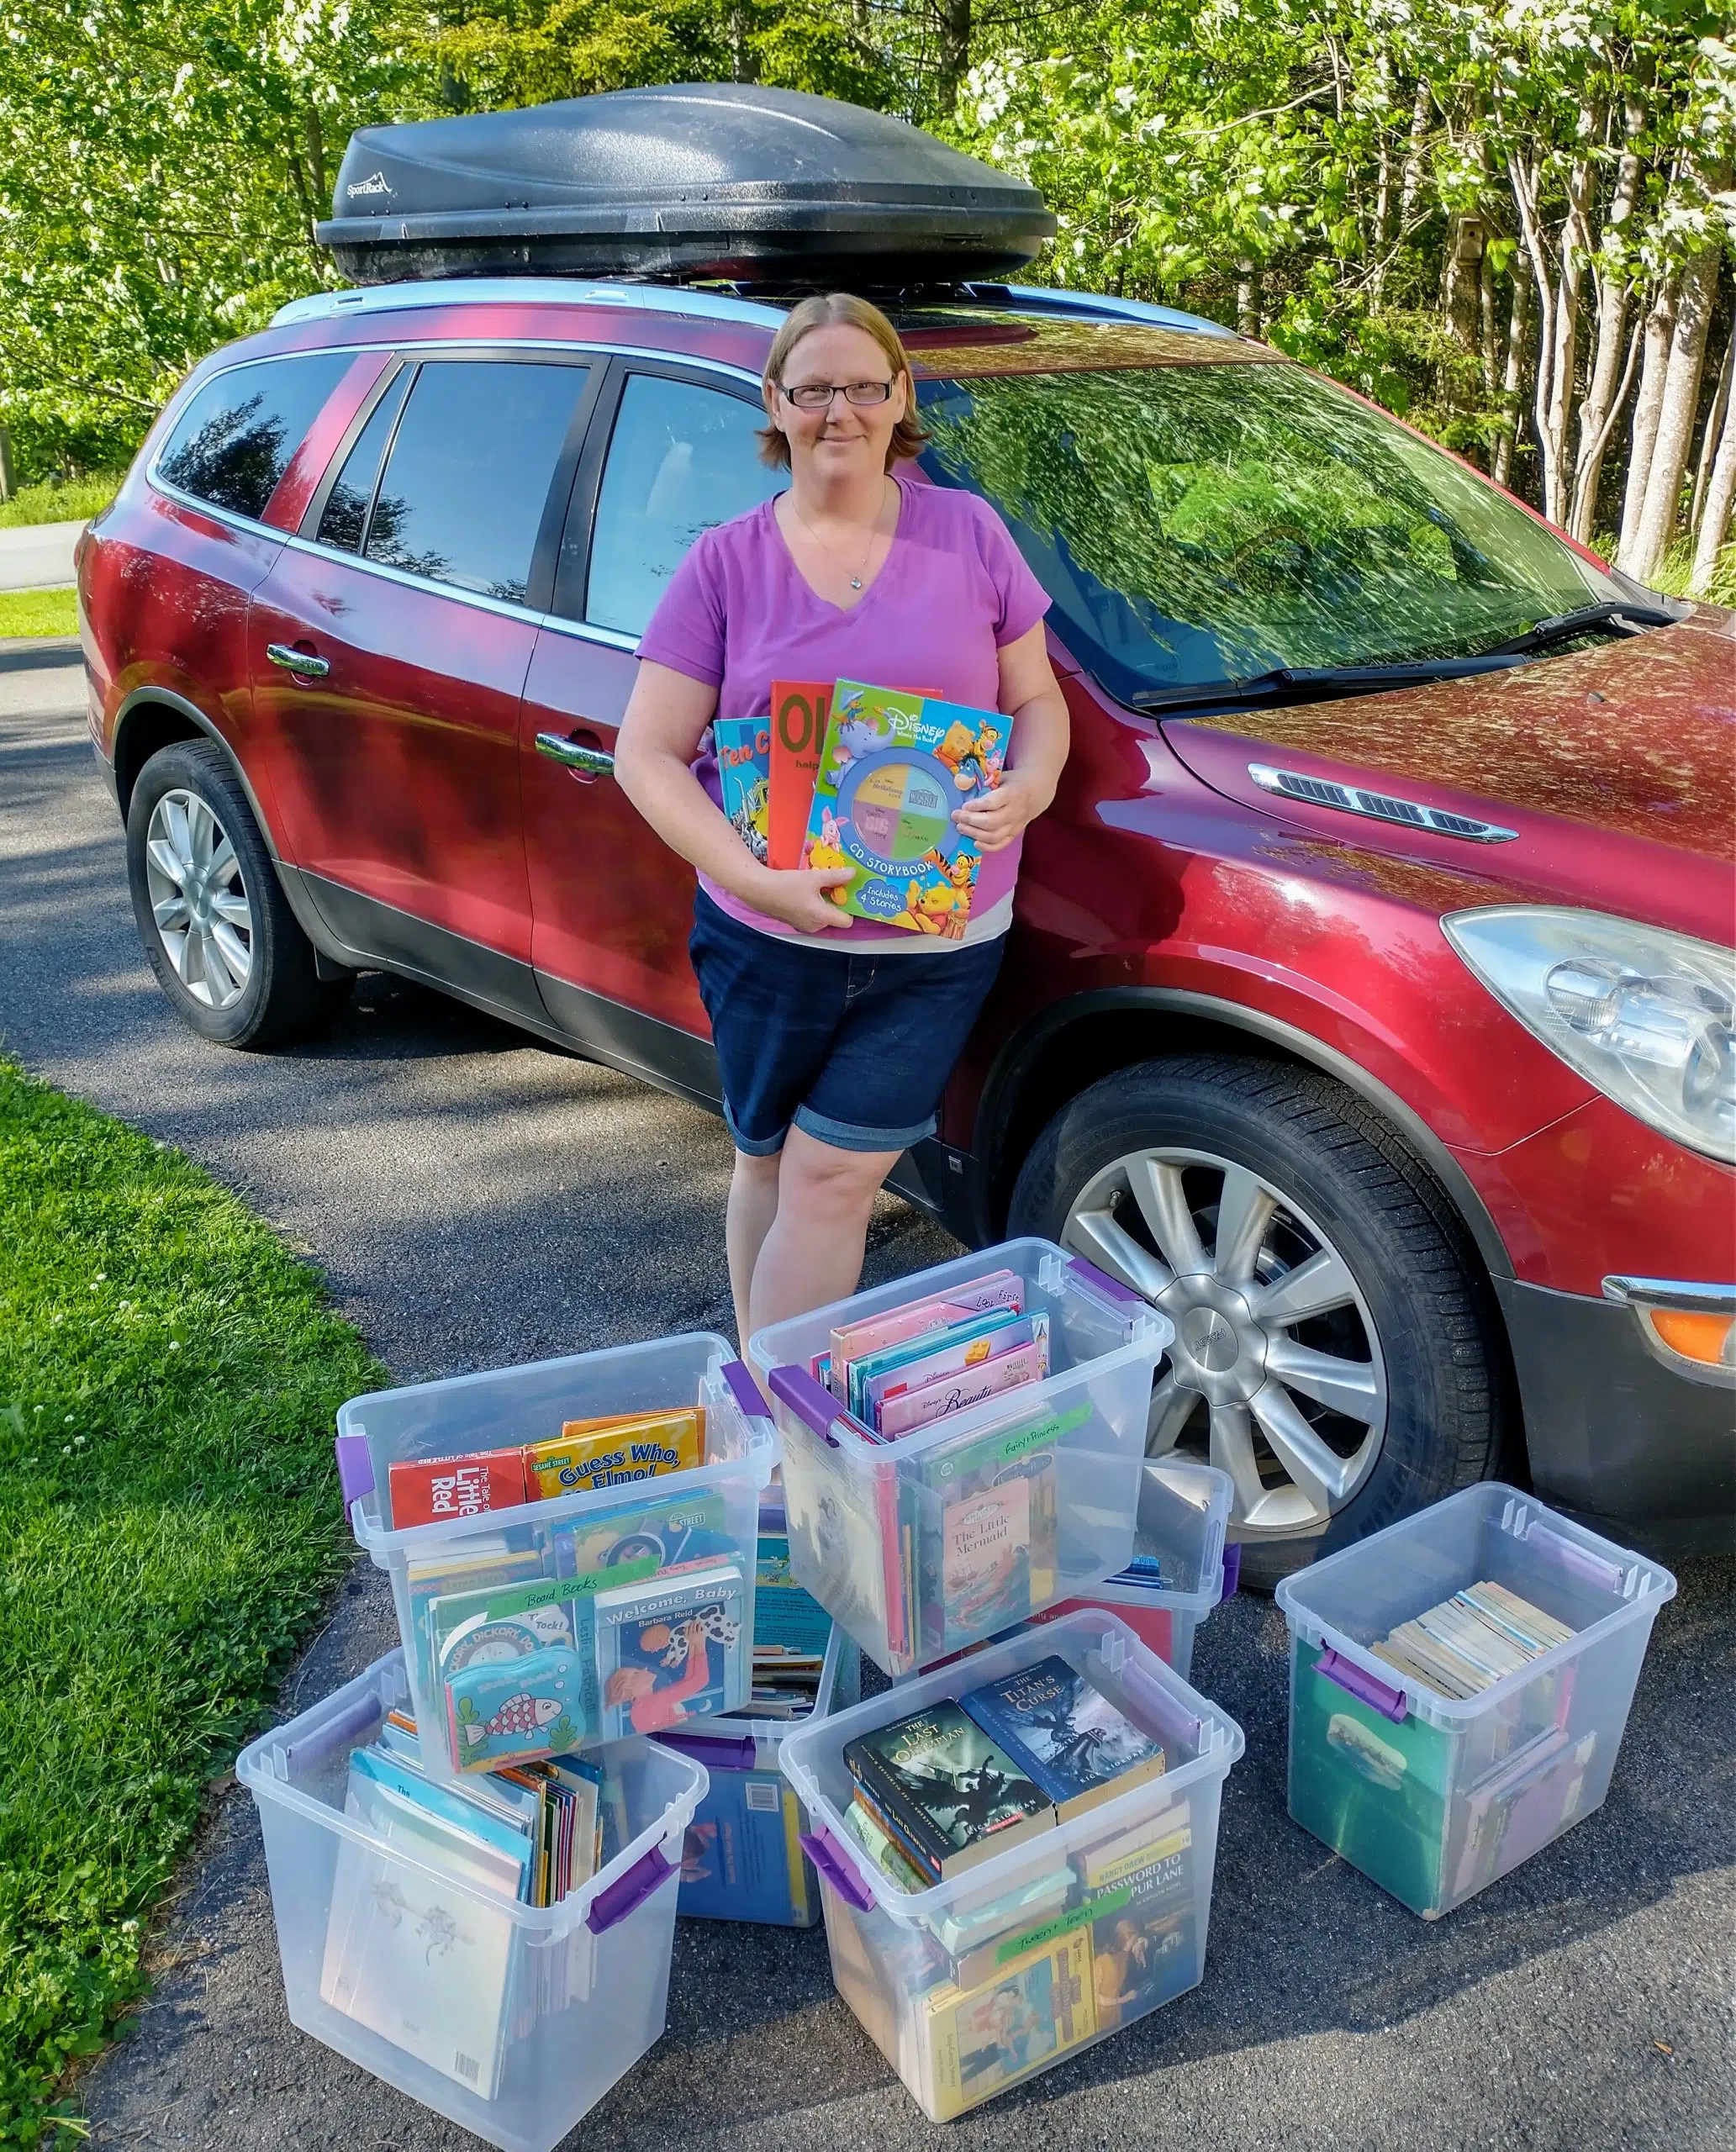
[790,488,884,593]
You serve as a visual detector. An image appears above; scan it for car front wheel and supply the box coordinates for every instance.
[1007,1053,1506,1581]
[126,739,346,1048]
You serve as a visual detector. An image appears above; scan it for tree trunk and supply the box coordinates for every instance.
[1623,238,1725,582]
[1689,351,1736,595]
[1492,245,1533,490]
[305,106,327,211]
[0,424,13,503]
[937,0,972,115]
[1617,277,1675,562]
[1398,80,1432,225]
[1568,91,1644,541]
[1236,260,1261,339]
[1689,319,1734,541]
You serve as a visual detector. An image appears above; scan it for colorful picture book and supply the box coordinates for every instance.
[801,679,1013,936]
[594,1561,747,1739]
[767,678,831,870]
[714,716,771,863]
[921,1922,1096,2119]
[383,1401,710,1530]
[678,1764,813,1927]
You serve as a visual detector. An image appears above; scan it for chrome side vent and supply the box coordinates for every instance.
[1248,762,1518,843]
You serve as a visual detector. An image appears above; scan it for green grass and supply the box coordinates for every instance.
[0,474,119,530]
[0,1058,384,2145]
[0,588,77,641]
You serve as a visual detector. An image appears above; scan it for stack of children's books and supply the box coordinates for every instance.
[831,1654,1195,2117]
[319,1706,621,2099]
[393,1402,748,1770]
[739,1504,833,1719]
[715,676,1012,936]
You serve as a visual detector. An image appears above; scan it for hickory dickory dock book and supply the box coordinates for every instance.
[802,681,1012,936]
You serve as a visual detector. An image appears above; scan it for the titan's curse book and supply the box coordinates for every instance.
[767,679,831,869]
[714,716,771,862]
[960,1655,1168,1822]
[842,1698,1054,1880]
[802,680,1012,936]
[593,1562,746,1739]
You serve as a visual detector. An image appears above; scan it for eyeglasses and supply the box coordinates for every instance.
[778,379,894,410]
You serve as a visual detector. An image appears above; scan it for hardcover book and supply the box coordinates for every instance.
[920,1921,1096,2118]
[842,1698,1054,1881]
[714,716,771,862]
[551,1488,732,1585]
[593,1561,746,1738]
[960,1655,1168,1822]
[849,1304,1029,1422]
[802,680,1013,936]
[879,1336,1049,1439]
[828,1272,1023,1397]
[767,678,831,869]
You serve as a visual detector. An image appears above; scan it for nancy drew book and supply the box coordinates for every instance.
[921,1923,1096,2119]
[803,680,1012,936]
[844,1699,1053,1881]
[594,1563,746,1738]
[961,1655,1167,1822]
[714,717,771,862]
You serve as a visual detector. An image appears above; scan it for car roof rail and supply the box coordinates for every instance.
[968,282,1238,339]
[272,277,791,333]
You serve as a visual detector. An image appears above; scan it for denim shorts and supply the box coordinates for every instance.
[689,889,1006,1156]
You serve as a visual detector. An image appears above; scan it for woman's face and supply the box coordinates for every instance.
[766,322,910,485]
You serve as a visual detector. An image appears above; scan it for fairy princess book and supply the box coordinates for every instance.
[801,680,1013,936]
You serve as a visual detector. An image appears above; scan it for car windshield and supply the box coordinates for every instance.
[916,362,1611,704]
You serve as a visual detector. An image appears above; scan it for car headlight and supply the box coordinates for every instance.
[1443,907,1736,1165]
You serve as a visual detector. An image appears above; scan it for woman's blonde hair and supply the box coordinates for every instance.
[758,292,930,471]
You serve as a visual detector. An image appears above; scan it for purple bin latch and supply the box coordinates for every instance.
[720,1358,772,1427]
[333,1432,375,1509]
[768,1363,847,1448]
[1316,1646,1409,1722]
[1067,1256,1147,1311]
[799,1828,878,1912]
[585,1843,677,1934]
[653,1728,760,1772]
[283,1688,387,1776]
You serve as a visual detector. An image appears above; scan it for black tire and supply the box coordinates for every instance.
[125,740,348,1048]
[1007,1053,1506,1585]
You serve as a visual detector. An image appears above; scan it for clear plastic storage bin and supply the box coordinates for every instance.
[662,1619,861,1927]
[335,1335,777,1782]
[748,1240,1172,1677]
[1275,1483,1677,1917]
[237,1651,706,2152]
[1029,1458,1233,1680]
[778,1609,1243,2120]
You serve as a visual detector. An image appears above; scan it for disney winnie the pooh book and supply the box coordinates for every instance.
[801,680,1012,936]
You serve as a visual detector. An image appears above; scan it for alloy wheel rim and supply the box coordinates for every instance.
[1063,1146,1386,1535]
[143,789,253,1010]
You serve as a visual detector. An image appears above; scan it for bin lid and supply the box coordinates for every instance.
[316,83,1057,287]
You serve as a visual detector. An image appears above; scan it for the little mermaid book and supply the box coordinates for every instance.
[801,681,1012,937]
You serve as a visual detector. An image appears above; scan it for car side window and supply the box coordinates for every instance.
[315,368,412,553]
[363,358,591,604]
[155,353,352,522]
[583,372,784,636]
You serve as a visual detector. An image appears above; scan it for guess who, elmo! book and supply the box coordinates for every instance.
[802,680,1012,936]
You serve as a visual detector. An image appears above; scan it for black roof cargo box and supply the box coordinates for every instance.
[316,83,1055,287]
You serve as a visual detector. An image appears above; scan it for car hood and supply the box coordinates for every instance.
[1160,609,1734,943]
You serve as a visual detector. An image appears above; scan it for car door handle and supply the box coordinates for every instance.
[266,642,330,679]
[536,731,615,777]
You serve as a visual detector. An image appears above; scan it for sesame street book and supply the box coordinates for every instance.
[801,680,1012,936]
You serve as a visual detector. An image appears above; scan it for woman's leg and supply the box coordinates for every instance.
[725,1146,784,1350]
[747,1126,901,1337]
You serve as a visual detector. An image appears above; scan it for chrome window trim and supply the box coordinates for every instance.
[145,346,364,506]
[277,530,551,630]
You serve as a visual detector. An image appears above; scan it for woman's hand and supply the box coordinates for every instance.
[952,767,1057,853]
[747,865,857,932]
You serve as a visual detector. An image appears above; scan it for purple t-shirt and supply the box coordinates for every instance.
[635,473,1051,949]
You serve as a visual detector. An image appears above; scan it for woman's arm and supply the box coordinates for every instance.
[614,660,852,932]
[951,622,1070,854]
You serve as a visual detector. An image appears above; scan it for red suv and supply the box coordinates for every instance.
[77,273,1734,1572]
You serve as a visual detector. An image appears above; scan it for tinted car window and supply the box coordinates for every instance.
[584,374,783,636]
[315,368,411,553]
[366,359,589,604]
[156,353,351,521]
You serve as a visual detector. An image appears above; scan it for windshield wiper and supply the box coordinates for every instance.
[1481,599,1677,657]
[1128,651,1520,714]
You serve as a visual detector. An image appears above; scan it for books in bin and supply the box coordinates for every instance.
[802,680,1012,936]
[961,1654,1168,1823]
[843,1699,1053,1882]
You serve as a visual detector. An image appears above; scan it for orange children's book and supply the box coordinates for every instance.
[767,679,831,869]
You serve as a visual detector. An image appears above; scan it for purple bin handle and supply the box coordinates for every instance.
[654,1729,760,1771]
[1317,1646,1408,1723]
[1221,1543,1243,1597]
[1067,1256,1147,1311]
[768,1363,845,1448]
[799,1828,877,1912]
[720,1358,771,1427]
[585,1843,676,1934]
[334,1432,375,1510]
[283,1688,387,1776]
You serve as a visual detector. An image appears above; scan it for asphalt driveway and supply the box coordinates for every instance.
[0,519,85,590]
[3,648,1732,2152]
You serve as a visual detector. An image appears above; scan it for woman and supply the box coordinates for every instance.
[615,292,1069,1350]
